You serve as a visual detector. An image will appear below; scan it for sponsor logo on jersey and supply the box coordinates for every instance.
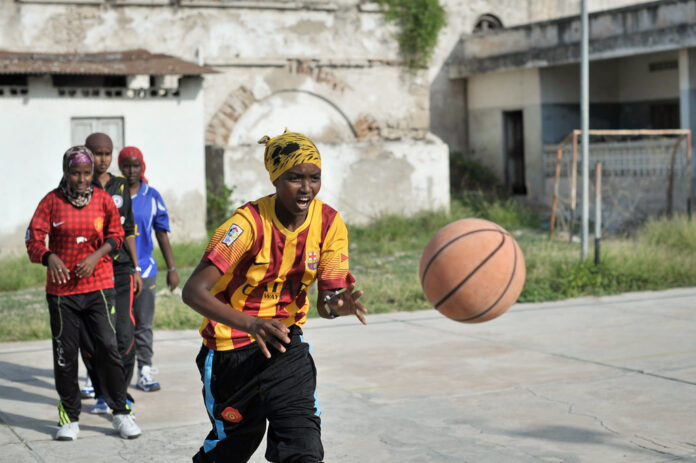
[112,194,123,209]
[52,221,65,227]
[306,251,319,270]
[221,406,243,423]
[340,252,349,269]
[241,281,308,298]
[76,236,87,244]
[94,217,103,233]
[222,224,244,246]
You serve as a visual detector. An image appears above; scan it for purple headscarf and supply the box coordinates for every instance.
[59,145,95,208]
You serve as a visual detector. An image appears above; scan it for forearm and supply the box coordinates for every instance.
[27,241,50,264]
[155,231,176,270]
[125,235,139,267]
[183,283,253,333]
[91,241,114,261]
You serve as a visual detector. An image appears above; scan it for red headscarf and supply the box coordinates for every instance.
[118,146,148,183]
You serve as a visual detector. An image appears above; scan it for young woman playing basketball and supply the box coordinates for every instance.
[26,146,141,441]
[182,129,367,462]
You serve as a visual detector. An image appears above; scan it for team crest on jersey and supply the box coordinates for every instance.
[221,406,243,423]
[306,251,319,270]
[222,224,243,246]
[112,194,123,208]
[94,217,103,233]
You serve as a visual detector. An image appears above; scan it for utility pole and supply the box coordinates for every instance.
[580,0,590,260]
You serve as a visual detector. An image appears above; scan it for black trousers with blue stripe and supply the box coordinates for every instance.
[193,325,323,463]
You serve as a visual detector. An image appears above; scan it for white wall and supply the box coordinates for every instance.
[540,51,680,105]
[618,51,680,102]
[0,76,207,257]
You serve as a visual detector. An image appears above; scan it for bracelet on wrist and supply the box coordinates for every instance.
[323,291,341,319]
[167,267,177,273]
[133,266,142,273]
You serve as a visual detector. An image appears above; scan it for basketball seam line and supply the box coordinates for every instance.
[456,238,519,322]
[420,228,509,287]
[433,231,506,309]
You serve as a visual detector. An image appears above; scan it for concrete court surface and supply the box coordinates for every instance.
[0,287,695,463]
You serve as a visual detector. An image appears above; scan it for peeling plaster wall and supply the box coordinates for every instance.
[0,1,422,140]
[223,136,449,225]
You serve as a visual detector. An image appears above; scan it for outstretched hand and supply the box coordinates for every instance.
[329,282,368,325]
[249,318,291,359]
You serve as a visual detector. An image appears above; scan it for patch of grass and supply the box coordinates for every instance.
[635,214,696,251]
[0,256,48,292]
[153,239,208,270]
[153,268,202,330]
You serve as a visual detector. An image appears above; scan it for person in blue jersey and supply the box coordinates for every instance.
[118,146,179,392]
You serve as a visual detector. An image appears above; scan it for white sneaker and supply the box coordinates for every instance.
[55,422,79,441]
[136,365,161,392]
[113,413,141,439]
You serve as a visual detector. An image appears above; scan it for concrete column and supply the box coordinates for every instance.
[679,48,696,196]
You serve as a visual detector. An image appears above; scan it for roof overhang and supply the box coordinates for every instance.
[0,49,217,76]
[449,0,696,79]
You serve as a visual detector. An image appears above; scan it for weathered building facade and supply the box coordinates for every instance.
[0,0,665,254]
[444,0,696,221]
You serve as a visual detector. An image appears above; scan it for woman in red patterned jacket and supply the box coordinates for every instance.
[26,146,141,442]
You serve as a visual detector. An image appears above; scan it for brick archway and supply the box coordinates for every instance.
[205,85,256,147]
[206,74,380,147]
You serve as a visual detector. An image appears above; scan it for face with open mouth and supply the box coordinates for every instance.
[274,163,322,228]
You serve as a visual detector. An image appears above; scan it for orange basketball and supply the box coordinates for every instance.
[419,218,525,323]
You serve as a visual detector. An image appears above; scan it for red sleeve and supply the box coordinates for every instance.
[102,192,124,251]
[26,193,53,264]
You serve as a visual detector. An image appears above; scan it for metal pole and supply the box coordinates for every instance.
[688,130,693,220]
[595,162,602,267]
[580,0,590,260]
[570,131,578,243]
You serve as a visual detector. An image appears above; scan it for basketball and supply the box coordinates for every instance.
[419,218,526,323]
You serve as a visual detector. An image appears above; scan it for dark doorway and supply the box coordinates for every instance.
[650,102,680,129]
[503,111,527,195]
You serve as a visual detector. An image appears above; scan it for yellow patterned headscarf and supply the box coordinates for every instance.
[258,129,321,183]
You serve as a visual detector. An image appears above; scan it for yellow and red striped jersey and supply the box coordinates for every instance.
[199,195,354,351]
